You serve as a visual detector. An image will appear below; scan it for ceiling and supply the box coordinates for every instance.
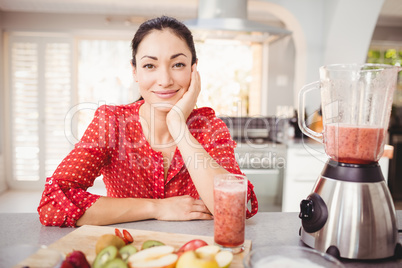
[0,0,198,18]
[0,0,401,27]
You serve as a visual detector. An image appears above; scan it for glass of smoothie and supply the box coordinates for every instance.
[214,173,247,254]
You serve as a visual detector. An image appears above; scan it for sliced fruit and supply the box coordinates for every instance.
[177,239,208,256]
[60,260,74,268]
[93,245,119,268]
[215,250,233,268]
[65,250,90,268]
[129,253,177,268]
[195,245,220,259]
[115,228,129,244]
[119,245,138,262]
[176,251,219,268]
[128,245,177,268]
[123,229,134,243]
[104,258,128,268]
[141,239,165,250]
[96,234,126,254]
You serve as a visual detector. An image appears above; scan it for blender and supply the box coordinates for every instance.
[298,64,402,260]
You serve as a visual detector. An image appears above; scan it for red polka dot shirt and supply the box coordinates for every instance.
[38,100,258,227]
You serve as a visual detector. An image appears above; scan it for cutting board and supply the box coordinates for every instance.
[17,225,252,268]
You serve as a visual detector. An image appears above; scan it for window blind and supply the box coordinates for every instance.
[9,35,73,186]
[11,41,40,181]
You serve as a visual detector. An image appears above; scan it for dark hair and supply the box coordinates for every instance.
[131,16,197,67]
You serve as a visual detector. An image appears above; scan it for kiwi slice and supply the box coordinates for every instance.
[119,245,138,262]
[93,245,119,268]
[141,239,165,249]
[104,258,128,268]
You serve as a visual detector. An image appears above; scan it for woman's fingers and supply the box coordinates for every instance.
[190,64,201,94]
[156,196,213,221]
[192,199,211,214]
[190,211,214,220]
[166,64,200,137]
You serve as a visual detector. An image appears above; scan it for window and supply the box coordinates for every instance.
[196,39,263,116]
[7,34,73,188]
[74,38,138,141]
[367,42,402,106]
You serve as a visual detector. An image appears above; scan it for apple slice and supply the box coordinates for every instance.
[177,239,208,256]
[176,251,219,268]
[195,245,220,259]
[127,245,177,268]
[129,254,177,268]
[215,250,233,268]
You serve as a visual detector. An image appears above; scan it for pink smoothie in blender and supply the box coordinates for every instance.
[325,123,385,164]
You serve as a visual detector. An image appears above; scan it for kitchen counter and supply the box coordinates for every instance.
[1,212,402,267]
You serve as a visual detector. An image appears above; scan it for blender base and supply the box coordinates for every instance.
[299,160,400,260]
[300,229,402,260]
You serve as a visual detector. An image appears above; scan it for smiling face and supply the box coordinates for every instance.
[133,29,193,112]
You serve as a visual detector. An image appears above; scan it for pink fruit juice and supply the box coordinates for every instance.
[214,183,246,248]
[324,123,385,164]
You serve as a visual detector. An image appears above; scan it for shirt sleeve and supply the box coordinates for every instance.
[37,105,115,227]
[189,108,259,218]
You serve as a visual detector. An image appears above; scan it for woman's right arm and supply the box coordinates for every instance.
[38,105,212,227]
[38,105,115,227]
[76,195,212,226]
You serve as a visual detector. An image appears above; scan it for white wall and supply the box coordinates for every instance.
[0,11,140,34]
[323,0,384,65]
[266,36,295,116]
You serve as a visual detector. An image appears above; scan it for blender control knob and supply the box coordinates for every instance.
[299,193,328,233]
[299,199,313,219]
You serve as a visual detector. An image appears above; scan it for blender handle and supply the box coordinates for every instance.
[298,81,323,143]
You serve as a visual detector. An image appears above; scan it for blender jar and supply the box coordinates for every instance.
[299,64,401,164]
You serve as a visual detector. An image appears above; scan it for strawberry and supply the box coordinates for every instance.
[115,228,129,244]
[123,229,134,244]
[65,250,90,268]
[60,260,74,268]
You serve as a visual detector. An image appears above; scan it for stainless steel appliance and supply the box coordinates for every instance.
[297,64,402,260]
[184,0,291,43]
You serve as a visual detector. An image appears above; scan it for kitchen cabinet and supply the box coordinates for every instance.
[242,168,282,212]
[234,142,286,213]
[282,140,390,212]
[282,141,326,212]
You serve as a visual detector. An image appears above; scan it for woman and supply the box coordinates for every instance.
[38,16,258,227]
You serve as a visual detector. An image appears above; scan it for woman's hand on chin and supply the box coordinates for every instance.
[166,64,200,139]
[153,195,213,221]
